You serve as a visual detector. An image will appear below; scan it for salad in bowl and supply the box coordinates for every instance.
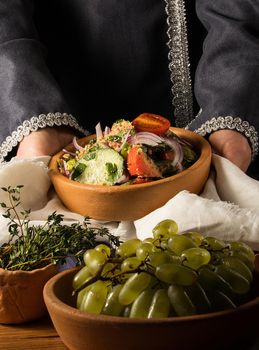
[58,113,198,186]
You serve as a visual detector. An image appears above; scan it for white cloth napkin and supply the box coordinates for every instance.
[135,155,259,249]
[0,154,258,249]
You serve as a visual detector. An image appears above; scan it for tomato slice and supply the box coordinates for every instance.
[127,146,162,178]
[132,113,171,135]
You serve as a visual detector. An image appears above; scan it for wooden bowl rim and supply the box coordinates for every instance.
[48,128,212,193]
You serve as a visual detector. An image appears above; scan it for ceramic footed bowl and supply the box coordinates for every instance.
[48,128,212,221]
[0,264,57,324]
[43,255,259,350]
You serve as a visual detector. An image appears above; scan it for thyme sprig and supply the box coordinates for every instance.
[0,186,120,271]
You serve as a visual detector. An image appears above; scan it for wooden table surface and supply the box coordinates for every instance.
[0,316,67,350]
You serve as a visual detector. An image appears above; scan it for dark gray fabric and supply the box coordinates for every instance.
[33,0,172,131]
[189,0,259,178]
[191,0,259,135]
[0,0,69,141]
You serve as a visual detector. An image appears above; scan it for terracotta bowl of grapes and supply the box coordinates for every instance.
[44,222,259,350]
[48,114,212,221]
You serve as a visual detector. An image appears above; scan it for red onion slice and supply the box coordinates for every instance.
[73,137,84,151]
[62,148,76,156]
[95,122,103,140]
[127,132,163,146]
[161,136,184,167]
[116,172,130,184]
[176,162,184,173]
[60,159,70,177]
[178,137,193,148]
[104,126,111,135]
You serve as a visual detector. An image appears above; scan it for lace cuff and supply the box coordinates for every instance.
[187,116,259,160]
[0,112,89,163]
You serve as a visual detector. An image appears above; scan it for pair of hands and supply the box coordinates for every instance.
[16,127,252,172]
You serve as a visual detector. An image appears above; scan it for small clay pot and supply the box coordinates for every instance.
[0,264,57,324]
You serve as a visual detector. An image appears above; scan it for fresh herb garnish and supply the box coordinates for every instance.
[0,186,120,271]
[105,162,118,182]
[71,162,87,180]
[107,135,122,142]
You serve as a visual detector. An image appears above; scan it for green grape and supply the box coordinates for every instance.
[121,257,142,272]
[160,240,169,250]
[148,275,160,289]
[214,265,250,295]
[80,280,108,314]
[143,238,154,244]
[148,251,171,268]
[136,242,156,260]
[155,263,197,286]
[168,285,196,316]
[118,272,151,305]
[94,243,111,257]
[116,239,142,258]
[167,235,197,256]
[210,251,226,265]
[152,219,178,239]
[101,262,116,277]
[147,289,171,318]
[141,238,161,249]
[201,236,227,251]
[229,242,255,271]
[184,282,211,314]
[102,284,125,316]
[101,262,117,278]
[74,227,256,319]
[150,238,162,248]
[77,285,92,310]
[221,256,253,283]
[229,241,255,262]
[230,251,255,271]
[182,232,204,246]
[129,289,155,318]
[197,266,233,297]
[83,249,108,275]
[206,290,236,312]
[72,265,93,291]
[181,247,211,270]
[167,253,182,265]
[123,305,132,317]
[120,272,135,281]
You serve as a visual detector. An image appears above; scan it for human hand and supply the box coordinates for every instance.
[208,129,252,172]
[16,126,76,158]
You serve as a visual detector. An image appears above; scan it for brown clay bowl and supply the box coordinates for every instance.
[0,264,57,324]
[43,255,259,350]
[48,128,212,221]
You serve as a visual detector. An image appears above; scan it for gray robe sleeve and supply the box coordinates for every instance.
[188,0,259,160]
[0,0,86,162]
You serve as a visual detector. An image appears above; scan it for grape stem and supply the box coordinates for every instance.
[73,260,157,294]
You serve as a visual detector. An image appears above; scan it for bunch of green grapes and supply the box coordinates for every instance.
[72,219,256,318]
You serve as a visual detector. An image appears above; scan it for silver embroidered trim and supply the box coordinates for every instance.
[191,116,259,159]
[164,0,193,127]
[0,112,89,163]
